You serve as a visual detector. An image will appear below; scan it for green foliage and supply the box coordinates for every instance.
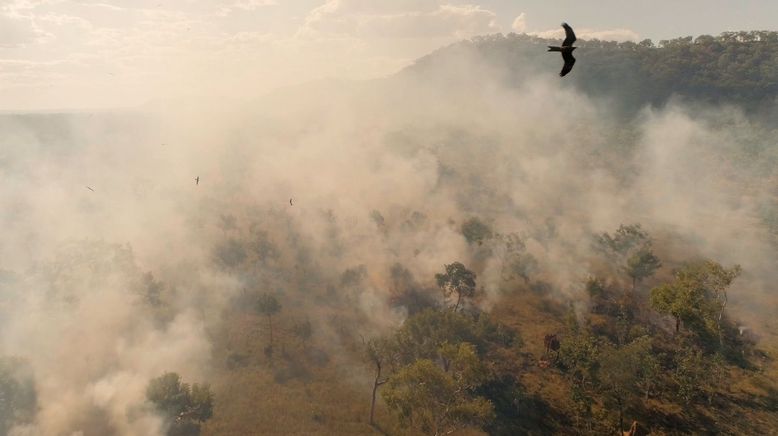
[625,248,662,287]
[0,358,36,434]
[369,308,517,433]
[596,224,650,256]
[650,260,741,348]
[433,32,778,113]
[189,384,214,422]
[461,217,493,245]
[382,344,494,435]
[393,309,516,365]
[585,276,607,300]
[435,262,477,310]
[146,372,214,434]
[146,372,192,418]
[558,333,601,385]
[596,224,661,289]
[141,272,176,325]
[673,347,724,405]
[629,337,662,400]
[597,337,660,430]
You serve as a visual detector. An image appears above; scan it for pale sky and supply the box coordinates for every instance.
[1,0,776,110]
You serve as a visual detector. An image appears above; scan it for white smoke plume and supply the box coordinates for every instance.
[1,38,776,434]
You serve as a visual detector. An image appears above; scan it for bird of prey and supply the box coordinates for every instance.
[195,176,199,185]
[289,198,294,206]
[547,23,577,77]
[86,186,94,192]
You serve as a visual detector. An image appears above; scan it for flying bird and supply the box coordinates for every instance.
[547,23,577,77]
[290,198,294,206]
[86,186,94,192]
[195,176,199,185]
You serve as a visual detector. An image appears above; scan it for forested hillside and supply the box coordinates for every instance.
[2,32,778,436]
[408,32,778,115]
[196,32,778,436]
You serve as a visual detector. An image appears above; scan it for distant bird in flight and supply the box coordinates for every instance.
[86,186,94,192]
[289,198,294,206]
[195,176,199,185]
[547,23,577,77]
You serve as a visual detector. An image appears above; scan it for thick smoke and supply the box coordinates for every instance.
[1,43,777,434]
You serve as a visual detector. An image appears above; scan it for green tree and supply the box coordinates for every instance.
[435,262,477,311]
[146,372,214,434]
[256,293,282,351]
[673,347,724,405]
[597,337,659,433]
[146,372,191,418]
[624,248,662,292]
[461,218,493,245]
[596,224,661,291]
[393,309,515,365]
[596,224,650,256]
[188,383,214,422]
[650,260,740,347]
[559,333,600,387]
[364,338,393,426]
[382,343,494,435]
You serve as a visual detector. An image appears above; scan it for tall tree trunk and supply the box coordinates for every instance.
[718,292,727,347]
[675,316,680,333]
[370,363,382,426]
[618,398,624,436]
[454,292,462,311]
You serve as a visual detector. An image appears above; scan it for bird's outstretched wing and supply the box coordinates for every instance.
[562,23,576,47]
[560,51,576,77]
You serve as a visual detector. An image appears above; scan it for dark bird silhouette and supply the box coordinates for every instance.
[547,23,577,77]
[86,186,94,192]
[195,176,199,185]
[290,198,293,206]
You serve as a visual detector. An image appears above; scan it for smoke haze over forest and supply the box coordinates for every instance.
[2,11,778,435]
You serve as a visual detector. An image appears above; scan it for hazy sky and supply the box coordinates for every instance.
[1,0,776,110]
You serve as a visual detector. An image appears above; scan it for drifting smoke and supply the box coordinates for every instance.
[1,41,777,435]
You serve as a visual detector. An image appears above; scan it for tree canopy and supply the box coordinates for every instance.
[146,372,214,435]
[407,31,778,116]
[650,260,741,348]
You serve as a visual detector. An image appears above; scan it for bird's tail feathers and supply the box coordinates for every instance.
[547,46,562,52]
